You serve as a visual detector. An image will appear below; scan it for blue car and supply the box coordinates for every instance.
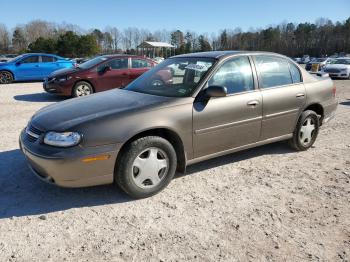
[0,53,74,84]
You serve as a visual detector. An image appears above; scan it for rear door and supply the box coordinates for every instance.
[193,56,262,158]
[129,58,153,83]
[15,55,41,80]
[40,55,59,78]
[253,55,306,140]
[95,58,129,91]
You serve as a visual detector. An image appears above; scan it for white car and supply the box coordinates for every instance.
[322,57,350,79]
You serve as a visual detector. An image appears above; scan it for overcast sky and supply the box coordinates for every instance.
[2,0,350,33]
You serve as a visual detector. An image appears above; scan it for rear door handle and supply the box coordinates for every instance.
[247,100,259,106]
[296,93,305,98]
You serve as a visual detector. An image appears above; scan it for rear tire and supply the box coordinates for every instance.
[0,71,14,84]
[72,81,93,97]
[115,136,177,199]
[289,110,319,151]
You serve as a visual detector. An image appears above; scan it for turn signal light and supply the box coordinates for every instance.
[82,154,110,163]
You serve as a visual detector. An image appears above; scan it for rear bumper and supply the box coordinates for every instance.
[20,129,121,188]
[322,99,338,125]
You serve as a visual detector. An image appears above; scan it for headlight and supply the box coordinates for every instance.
[340,69,348,72]
[57,75,72,82]
[44,131,81,147]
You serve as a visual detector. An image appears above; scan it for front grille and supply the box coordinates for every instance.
[25,124,43,142]
[324,68,340,73]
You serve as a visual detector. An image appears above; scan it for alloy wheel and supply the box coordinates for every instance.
[0,71,13,84]
[75,84,91,96]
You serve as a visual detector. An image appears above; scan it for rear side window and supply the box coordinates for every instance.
[22,56,39,63]
[208,56,254,94]
[255,56,293,88]
[41,56,57,62]
[289,62,302,83]
[132,59,152,68]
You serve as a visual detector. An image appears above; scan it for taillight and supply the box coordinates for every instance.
[332,84,336,97]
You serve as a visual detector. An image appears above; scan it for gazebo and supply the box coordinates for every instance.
[137,41,175,58]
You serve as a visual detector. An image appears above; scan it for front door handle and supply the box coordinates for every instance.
[247,100,259,107]
[296,93,305,98]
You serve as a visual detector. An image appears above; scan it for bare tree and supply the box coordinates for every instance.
[0,24,11,53]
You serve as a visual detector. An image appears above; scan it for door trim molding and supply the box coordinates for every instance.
[194,116,262,135]
[187,133,292,165]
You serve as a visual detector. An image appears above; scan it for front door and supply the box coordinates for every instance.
[15,55,41,80]
[253,55,306,140]
[96,58,129,91]
[193,56,262,158]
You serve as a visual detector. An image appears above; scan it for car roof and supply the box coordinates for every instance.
[172,50,287,60]
[102,54,152,59]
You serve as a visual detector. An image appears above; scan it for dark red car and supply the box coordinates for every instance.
[43,55,157,97]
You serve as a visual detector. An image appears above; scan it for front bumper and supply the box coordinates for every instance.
[325,72,349,78]
[20,129,121,188]
[43,78,72,96]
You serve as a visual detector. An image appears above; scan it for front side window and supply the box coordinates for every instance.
[132,59,152,68]
[125,57,215,97]
[41,56,57,62]
[97,58,128,71]
[208,56,254,94]
[22,56,39,63]
[255,56,293,88]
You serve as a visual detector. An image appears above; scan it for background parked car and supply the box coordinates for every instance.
[322,57,350,79]
[0,53,74,84]
[44,55,157,97]
[305,57,334,72]
[0,54,18,63]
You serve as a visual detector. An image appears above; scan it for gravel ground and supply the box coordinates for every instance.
[0,80,349,262]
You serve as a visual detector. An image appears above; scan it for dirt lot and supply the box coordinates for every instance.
[0,80,349,262]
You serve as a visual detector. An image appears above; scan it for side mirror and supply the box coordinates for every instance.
[205,85,227,98]
[104,66,112,72]
[15,61,22,66]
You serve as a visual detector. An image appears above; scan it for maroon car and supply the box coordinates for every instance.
[43,55,157,97]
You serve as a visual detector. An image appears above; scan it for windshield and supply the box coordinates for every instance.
[125,57,215,97]
[330,58,350,65]
[316,58,326,62]
[78,56,108,69]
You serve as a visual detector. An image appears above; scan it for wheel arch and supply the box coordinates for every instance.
[0,69,15,81]
[303,103,324,125]
[115,127,187,174]
[73,79,96,94]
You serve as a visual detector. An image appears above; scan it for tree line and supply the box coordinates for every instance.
[0,17,349,58]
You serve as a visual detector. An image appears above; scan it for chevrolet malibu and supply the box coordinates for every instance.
[20,51,338,198]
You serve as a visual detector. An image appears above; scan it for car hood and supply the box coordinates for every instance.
[48,67,80,77]
[324,64,350,70]
[31,89,174,131]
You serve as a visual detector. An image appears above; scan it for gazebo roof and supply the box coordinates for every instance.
[138,41,174,48]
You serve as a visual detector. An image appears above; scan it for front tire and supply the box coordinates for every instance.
[115,136,177,199]
[0,71,14,84]
[72,81,93,97]
[289,110,320,151]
